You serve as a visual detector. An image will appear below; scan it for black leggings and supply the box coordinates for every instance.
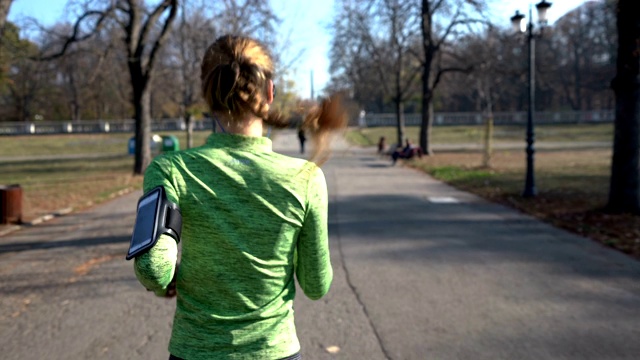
[169,352,301,360]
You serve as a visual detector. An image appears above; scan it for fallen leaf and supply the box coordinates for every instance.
[325,345,340,354]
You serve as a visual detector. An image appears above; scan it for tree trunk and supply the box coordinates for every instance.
[483,115,494,168]
[395,100,405,148]
[419,0,434,156]
[133,85,152,175]
[419,90,434,155]
[185,113,193,149]
[483,86,494,168]
[573,46,583,110]
[70,101,80,121]
[19,93,30,122]
[607,0,640,214]
[68,70,80,121]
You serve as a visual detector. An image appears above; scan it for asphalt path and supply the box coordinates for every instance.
[1,130,639,360]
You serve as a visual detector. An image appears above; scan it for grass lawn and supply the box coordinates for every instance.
[349,124,637,260]
[0,131,212,157]
[346,123,614,147]
[0,155,142,220]
[0,131,212,222]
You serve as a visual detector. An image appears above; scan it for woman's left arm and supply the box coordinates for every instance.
[133,156,180,297]
[134,234,178,296]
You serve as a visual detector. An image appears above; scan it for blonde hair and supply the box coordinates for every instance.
[201,35,347,164]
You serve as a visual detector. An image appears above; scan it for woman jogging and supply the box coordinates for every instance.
[133,34,345,359]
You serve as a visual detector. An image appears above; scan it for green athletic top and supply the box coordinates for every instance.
[133,133,332,360]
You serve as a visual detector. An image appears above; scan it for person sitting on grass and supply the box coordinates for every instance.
[392,138,423,165]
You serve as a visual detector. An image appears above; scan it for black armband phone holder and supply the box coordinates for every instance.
[126,186,182,260]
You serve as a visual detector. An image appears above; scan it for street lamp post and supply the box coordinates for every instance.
[510,1,552,198]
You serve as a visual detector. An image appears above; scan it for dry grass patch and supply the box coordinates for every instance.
[0,155,143,221]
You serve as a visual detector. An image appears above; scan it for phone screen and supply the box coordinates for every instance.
[129,189,161,255]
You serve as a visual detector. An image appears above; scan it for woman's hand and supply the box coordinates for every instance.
[164,277,177,298]
[164,265,179,298]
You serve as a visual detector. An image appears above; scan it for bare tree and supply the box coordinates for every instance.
[2,22,50,122]
[330,0,486,152]
[331,0,422,146]
[459,29,504,168]
[41,23,116,121]
[216,0,279,44]
[419,0,485,155]
[607,0,640,214]
[329,1,372,101]
[169,1,215,148]
[121,0,177,173]
[550,1,616,111]
[384,0,422,147]
[431,2,616,114]
[7,60,45,121]
[39,0,178,174]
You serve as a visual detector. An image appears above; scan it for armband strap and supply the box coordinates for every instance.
[126,186,182,260]
[164,202,182,242]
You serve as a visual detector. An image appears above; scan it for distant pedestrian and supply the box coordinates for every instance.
[377,136,387,156]
[298,128,307,154]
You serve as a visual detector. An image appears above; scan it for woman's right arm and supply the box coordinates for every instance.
[296,166,333,300]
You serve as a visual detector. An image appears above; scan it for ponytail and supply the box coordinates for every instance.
[264,94,347,165]
[201,35,347,165]
[300,94,347,166]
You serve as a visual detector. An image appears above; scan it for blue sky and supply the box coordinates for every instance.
[8,0,587,98]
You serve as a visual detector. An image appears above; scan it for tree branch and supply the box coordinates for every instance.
[136,0,172,59]
[35,8,113,61]
[354,11,392,95]
[434,7,461,48]
[432,65,472,90]
[400,63,423,102]
[144,0,177,79]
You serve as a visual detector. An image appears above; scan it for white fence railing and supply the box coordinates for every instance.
[0,118,214,135]
[0,110,613,135]
[361,110,614,127]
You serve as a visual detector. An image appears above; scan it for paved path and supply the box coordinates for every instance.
[1,130,639,359]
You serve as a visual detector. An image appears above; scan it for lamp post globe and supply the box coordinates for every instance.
[510,10,525,33]
[536,1,552,24]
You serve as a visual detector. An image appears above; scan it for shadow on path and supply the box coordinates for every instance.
[0,235,130,254]
[331,193,640,284]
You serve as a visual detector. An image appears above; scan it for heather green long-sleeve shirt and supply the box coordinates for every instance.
[133,133,332,360]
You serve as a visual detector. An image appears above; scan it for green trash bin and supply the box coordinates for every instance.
[129,135,163,155]
[161,135,180,152]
